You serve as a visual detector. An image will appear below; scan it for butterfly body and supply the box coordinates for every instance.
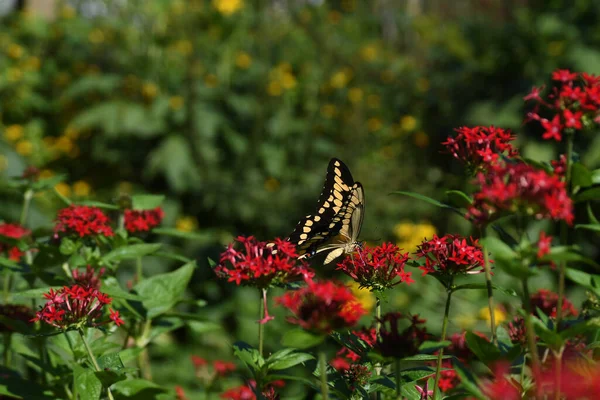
[286,158,364,264]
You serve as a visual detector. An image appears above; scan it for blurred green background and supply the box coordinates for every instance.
[2,0,600,397]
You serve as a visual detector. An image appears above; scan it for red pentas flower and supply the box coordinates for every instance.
[479,362,521,400]
[415,234,485,276]
[332,327,377,370]
[215,236,314,289]
[442,126,518,171]
[535,360,600,398]
[336,242,413,291]
[0,223,31,239]
[191,355,237,384]
[72,265,105,289]
[530,289,578,319]
[467,161,574,225]
[55,205,114,238]
[276,279,366,334]
[537,232,552,258]
[375,313,430,359]
[124,207,164,233]
[32,285,123,329]
[220,380,284,400]
[438,361,460,393]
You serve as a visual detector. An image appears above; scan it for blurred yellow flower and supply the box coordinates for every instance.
[169,96,185,110]
[4,125,23,142]
[61,6,76,19]
[39,169,54,179]
[0,155,7,172]
[347,281,375,312]
[24,56,40,71]
[117,181,133,195]
[204,74,219,88]
[64,127,80,139]
[42,136,56,149]
[213,0,243,15]
[16,140,33,156]
[276,63,292,73]
[88,29,105,44]
[264,177,280,192]
[360,44,378,62]
[7,68,23,82]
[281,73,296,90]
[142,82,159,98]
[330,69,351,89]
[320,104,337,119]
[55,136,74,153]
[367,117,382,132]
[455,313,477,330]
[366,94,380,109]
[416,78,430,92]
[176,216,198,232]
[414,131,430,148]
[478,306,507,326]
[235,52,252,69]
[348,87,363,104]
[170,0,186,14]
[394,221,436,251]
[400,115,417,132]
[174,40,193,55]
[72,180,91,197]
[55,182,71,198]
[7,44,23,59]
[267,81,282,97]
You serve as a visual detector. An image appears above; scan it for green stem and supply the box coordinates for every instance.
[433,279,453,399]
[78,329,115,400]
[3,332,11,367]
[482,242,497,345]
[319,349,329,400]
[395,358,402,399]
[375,296,382,400]
[136,257,143,283]
[521,280,541,378]
[20,189,33,226]
[258,289,265,357]
[137,319,153,381]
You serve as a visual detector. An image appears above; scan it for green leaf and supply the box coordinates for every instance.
[281,329,325,349]
[452,283,518,297]
[74,365,102,400]
[78,201,120,210]
[267,352,314,370]
[541,246,600,268]
[575,224,600,233]
[400,354,449,362]
[560,318,600,340]
[153,228,211,242]
[565,268,600,294]
[53,186,72,205]
[233,341,263,371]
[102,244,162,264]
[132,195,165,210]
[32,174,67,191]
[101,277,142,301]
[207,257,217,268]
[454,364,485,400]
[13,286,61,299]
[0,256,23,272]
[110,379,166,398]
[574,187,600,202]
[0,370,53,399]
[59,238,78,255]
[571,162,593,188]
[390,191,449,209]
[95,352,128,388]
[531,317,563,350]
[588,203,600,224]
[465,331,501,364]
[445,190,472,208]
[481,237,534,279]
[134,261,195,318]
[418,340,451,352]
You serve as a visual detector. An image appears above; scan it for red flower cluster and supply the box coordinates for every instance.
[124,207,164,233]
[216,236,313,289]
[191,355,236,383]
[376,313,429,358]
[276,279,366,334]
[72,265,105,289]
[507,316,527,346]
[535,360,600,398]
[33,285,123,329]
[331,327,377,371]
[220,380,284,400]
[336,242,413,291]
[530,289,578,319]
[537,232,552,258]
[0,223,31,261]
[467,161,573,225]
[415,234,485,276]
[525,69,600,141]
[479,362,520,400]
[438,361,460,392]
[55,205,114,238]
[442,126,518,170]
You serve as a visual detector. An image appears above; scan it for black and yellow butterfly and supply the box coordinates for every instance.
[286,158,364,264]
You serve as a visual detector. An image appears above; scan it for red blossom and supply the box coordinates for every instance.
[215,236,314,289]
[537,232,552,258]
[563,109,583,129]
[276,279,366,334]
[55,205,114,238]
[535,360,600,398]
[72,265,105,289]
[175,386,187,400]
[438,361,459,392]
[341,364,371,391]
[442,126,518,171]
[191,355,208,369]
[530,289,578,319]
[221,380,283,400]
[214,360,236,377]
[447,331,483,363]
[109,309,124,327]
[124,207,164,233]
[0,223,31,239]
[5,246,24,261]
[32,285,118,329]
[415,234,485,276]
[479,362,521,400]
[336,242,412,291]
[541,115,562,141]
[552,69,578,82]
[376,313,430,358]
[467,161,574,225]
[507,316,528,346]
[551,155,567,177]
[523,85,545,102]
[333,327,377,369]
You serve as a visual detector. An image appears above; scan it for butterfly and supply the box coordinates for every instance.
[286,158,365,264]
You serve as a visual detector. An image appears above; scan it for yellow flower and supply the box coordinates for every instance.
[4,125,24,142]
[174,40,193,55]
[348,87,363,104]
[39,169,54,179]
[320,104,337,119]
[394,221,436,252]
[64,127,80,139]
[367,117,382,132]
[212,0,243,15]
[176,216,198,232]
[88,29,105,44]
[400,115,417,132]
[55,136,74,153]
[360,44,378,62]
[7,68,23,82]
[281,73,296,90]
[478,306,507,326]
[7,44,23,59]
[330,69,351,89]
[264,177,280,192]
[55,182,71,198]
[204,74,218,88]
[347,281,375,312]
[142,82,159,98]
[235,52,252,69]
[366,94,380,109]
[455,313,477,330]
[24,56,40,71]
[0,155,7,172]
[414,131,430,148]
[267,81,282,97]
[72,180,91,197]
[61,6,76,19]
[169,96,185,110]
[16,140,33,156]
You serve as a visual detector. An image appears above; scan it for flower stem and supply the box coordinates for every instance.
[258,289,265,357]
[78,329,115,400]
[20,189,33,226]
[433,279,453,399]
[3,332,12,367]
[482,241,497,345]
[319,349,329,400]
[395,358,402,399]
[521,279,541,378]
[375,296,382,400]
